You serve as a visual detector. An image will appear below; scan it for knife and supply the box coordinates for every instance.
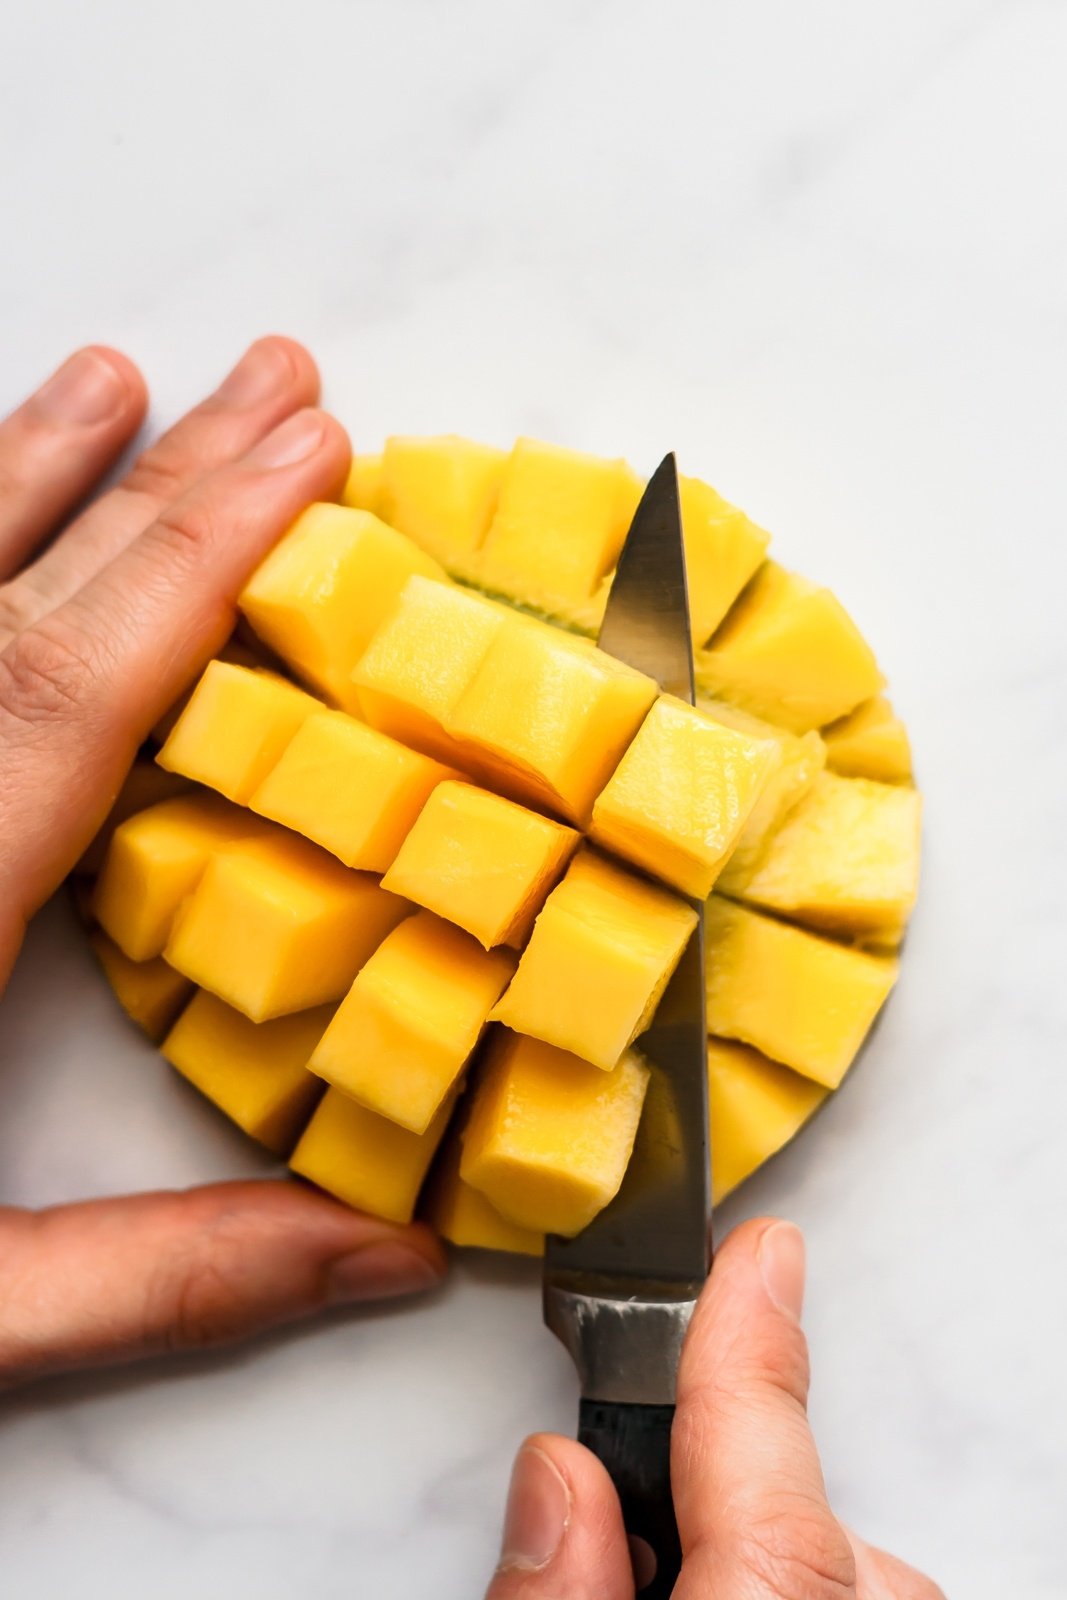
[543,453,712,1597]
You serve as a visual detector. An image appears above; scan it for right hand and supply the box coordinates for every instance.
[488,1218,944,1598]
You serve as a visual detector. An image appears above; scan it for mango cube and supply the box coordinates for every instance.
[353,576,509,765]
[423,1131,544,1256]
[679,475,769,646]
[90,930,194,1042]
[704,701,826,885]
[447,614,657,823]
[165,832,410,1021]
[697,562,885,732]
[290,1086,454,1224]
[479,438,643,604]
[76,759,192,875]
[724,772,922,938]
[705,896,897,1087]
[239,503,445,710]
[708,1038,828,1204]
[307,911,515,1133]
[460,1030,650,1236]
[250,709,457,871]
[492,849,697,1070]
[381,435,506,563]
[824,695,913,783]
[382,780,578,948]
[157,661,321,805]
[150,632,272,747]
[590,695,778,898]
[162,991,330,1155]
[341,452,384,516]
[93,794,261,961]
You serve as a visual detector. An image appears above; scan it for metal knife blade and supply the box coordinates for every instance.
[541,455,711,1594]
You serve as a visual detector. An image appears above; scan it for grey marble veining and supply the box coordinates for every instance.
[1,2,1065,1594]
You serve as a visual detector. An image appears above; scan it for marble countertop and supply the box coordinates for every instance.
[2,2,1065,1594]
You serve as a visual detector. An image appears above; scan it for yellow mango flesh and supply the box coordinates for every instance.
[239,503,445,710]
[157,661,322,805]
[165,832,410,1021]
[697,562,886,732]
[307,911,515,1134]
[824,695,913,783]
[341,451,384,516]
[382,780,578,949]
[492,848,697,1070]
[162,991,330,1155]
[90,930,194,1043]
[353,576,510,764]
[460,1030,649,1236]
[703,700,826,884]
[291,1086,454,1224]
[380,435,506,562]
[478,438,643,606]
[590,695,778,898]
[77,760,192,876]
[150,633,269,747]
[93,794,262,961]
[708,1038,828,1204]
[725,772,922,938]
[679,476,769,646]
[705,895,897,1087]
[422,1131,544,1256]
[250,709,457,872]
[446,614,657,824]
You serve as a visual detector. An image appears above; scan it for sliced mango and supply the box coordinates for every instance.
[679,476,769,646]
[697,562,885,732]
[89,930,194,1042]
[162,991,330,1155]
[479,438,643,607]
[590,695,777,898]
[708,1038,828,1204]
[150,633,269,747]
[703,700,826,883]
[307,911,515,1134]
[165,832,409,1021]
[492,849,697,1070]
[76,760,193,876]
[250,709,457,872]
[92,794,261,961]
[341,452,384,516]
[157,661,321,805]
[705,895,897,1088]
[460,1030,649,1236]
[422,1129,544,1256]
[446,614,657,823]
[290,1085,454,1223]
[239,503,445,710]
[824,695,913,783]
[382,780,578,949]
[724,772,921,938]
[380,435,506,563]
[353,576,509,764]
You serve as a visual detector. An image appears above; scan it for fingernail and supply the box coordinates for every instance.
[498,1445,570,1574]
[34,349,128,426]
[216,339,296,407]
[758,1221,806,1321]
[246,408,326,469]
[326,1241,443,1304]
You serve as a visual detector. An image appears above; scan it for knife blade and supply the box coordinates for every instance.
[543,453,711,1596]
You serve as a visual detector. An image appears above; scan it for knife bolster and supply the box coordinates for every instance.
[544,1285,696,1405]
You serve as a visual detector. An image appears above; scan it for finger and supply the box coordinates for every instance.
[0,406,350,950]
[486,1433,635,1600]
[848,1531,946,1599]
[0,1179,445,1388]
[672,1218,857,1598]
[0,346,146,580]
[0,335,319,640]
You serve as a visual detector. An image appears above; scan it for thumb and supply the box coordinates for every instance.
[486,1433,635,1600]
[0,1179,446,1387]
[672,1217,857,1597]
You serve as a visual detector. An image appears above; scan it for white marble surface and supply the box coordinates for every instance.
[1,1,1065,1593]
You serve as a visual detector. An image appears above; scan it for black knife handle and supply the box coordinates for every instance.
[578,1397,679,1596]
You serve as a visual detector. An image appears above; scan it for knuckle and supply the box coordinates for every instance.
[120,448,190,506]
[733,1498,856,1600]
[0,617,101,729]
[148,500,221,570]
[148,1206,253,1353]
[0,583,39,638]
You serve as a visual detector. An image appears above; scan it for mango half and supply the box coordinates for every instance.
[76,433,921,1250]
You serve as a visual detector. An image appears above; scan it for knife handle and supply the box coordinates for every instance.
[578,1397,679,1596]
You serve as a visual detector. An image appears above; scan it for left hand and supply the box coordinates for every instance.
[0,340,447,1387]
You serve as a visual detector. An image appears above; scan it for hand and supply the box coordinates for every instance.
[488,1220,943,1598]
[0,340,446,1387]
